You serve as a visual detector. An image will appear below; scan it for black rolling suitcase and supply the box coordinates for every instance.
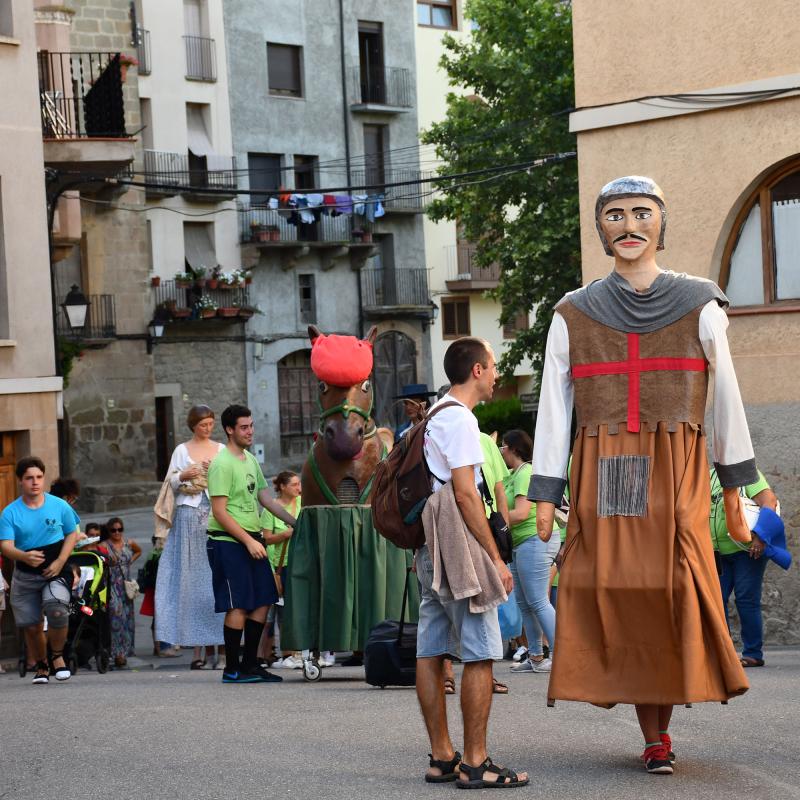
[364,569,417,688]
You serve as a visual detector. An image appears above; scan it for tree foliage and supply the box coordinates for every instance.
[423,0,581,383]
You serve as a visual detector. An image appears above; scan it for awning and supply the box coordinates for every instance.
[186,105,214,157]
[183,223,216,271]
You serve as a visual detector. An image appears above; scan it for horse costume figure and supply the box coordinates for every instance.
[301,325,391,506]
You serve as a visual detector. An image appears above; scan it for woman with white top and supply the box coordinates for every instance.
[155,405,226,668]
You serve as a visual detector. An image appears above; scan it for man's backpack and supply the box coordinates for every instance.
[371,401,460,550]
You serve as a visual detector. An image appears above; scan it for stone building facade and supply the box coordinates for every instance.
[570,0,800,643]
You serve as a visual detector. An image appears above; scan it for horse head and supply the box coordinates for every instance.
[309,325,378,462]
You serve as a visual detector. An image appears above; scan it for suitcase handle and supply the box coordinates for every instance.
[397,566,412,644]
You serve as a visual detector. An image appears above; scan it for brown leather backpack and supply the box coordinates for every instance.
[371,402,460,549]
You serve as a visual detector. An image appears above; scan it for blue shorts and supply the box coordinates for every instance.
[206,536,278,613]
[415,544,503,663]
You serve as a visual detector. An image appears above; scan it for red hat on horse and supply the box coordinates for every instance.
[310,332,374,387]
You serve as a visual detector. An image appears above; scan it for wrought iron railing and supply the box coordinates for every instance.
[152,279,251,318]
[57,294,116,340]
[136,28,151,75]
[446,245,501,283]
[38,51,127,138]
[184,36,216,81]
[143,149,237,192]
[361,268,429,308]
[349,168,433,211]
[238,205,357,244]
[350,65,413,108]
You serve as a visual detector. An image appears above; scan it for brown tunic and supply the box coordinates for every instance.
[550,301,748,706]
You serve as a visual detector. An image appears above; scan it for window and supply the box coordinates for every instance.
[186,103,214,187]
[363,124,387,186]
[183,222,216,274]
[417,0,456,29]
[294,155,317,191]
[503,309,528,339]
[1,1,14,37]
[722,158,800,309]
[358,21,385,103]
[248,153,282,205]
[267,43,303,98]
[298,274,316,324]
[442,297,470,338]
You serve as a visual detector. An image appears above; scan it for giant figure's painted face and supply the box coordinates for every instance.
[594,175,666,256]
[598,196,662,264]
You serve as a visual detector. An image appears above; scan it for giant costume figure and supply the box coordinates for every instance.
[529,177,754,773]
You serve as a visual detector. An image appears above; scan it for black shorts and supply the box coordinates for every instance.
[206,536,278,613]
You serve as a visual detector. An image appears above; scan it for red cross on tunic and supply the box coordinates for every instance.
[571,333,708,433]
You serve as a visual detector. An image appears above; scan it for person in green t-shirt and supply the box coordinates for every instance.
[501,430,559,675]
[206,404,297,684]
[709,466,778,667]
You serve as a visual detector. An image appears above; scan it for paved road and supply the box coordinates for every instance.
[2,647,798,800]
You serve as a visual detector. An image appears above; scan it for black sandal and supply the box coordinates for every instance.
[456,757,529,789]
[190,659,206,670]
[425,751,462,783]
[32,660,49,685]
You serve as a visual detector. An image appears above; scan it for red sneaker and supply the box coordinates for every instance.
[660,732,676,763]
[642,743,674,775]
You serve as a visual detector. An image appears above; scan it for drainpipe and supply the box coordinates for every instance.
[339,0,365,337]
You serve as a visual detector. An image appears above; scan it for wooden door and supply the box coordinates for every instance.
[0,433,16,510]
[373,332,417,431]
[277,351,319,460]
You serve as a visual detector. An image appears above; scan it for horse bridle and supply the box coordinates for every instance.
[317,395,378,439]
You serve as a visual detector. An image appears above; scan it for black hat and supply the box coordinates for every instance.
[394,383,437,400]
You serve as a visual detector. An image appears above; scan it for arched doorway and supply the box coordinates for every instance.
[373,331,417,431]
[277,350,319,460]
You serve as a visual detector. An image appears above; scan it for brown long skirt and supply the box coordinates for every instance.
[550,422,748,706]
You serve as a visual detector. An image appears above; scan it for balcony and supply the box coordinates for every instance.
[136,28,151,75]
[361,267,431,317]
[142,150,237,200]
[349,66,413,112]
[350,168,433,213]
[445,245,501,291]
[184,36,216,81]
[56,294,116,343]
[38,51,134,192]
[152,279,254,323]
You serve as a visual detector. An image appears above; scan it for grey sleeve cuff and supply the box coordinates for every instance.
[528,475,566,505]
[714,458,759,489]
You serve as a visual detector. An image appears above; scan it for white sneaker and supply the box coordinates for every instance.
[212,655,226,671]
[531,657,552,673]
[289,655,304,669]
[319,652,336,667]
[271,658,287,669]
[512,646,528,662]
[510,658,535,672]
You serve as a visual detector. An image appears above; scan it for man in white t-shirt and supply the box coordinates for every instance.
[416,338,527,789]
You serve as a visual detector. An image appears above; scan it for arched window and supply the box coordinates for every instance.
[721,159,800,309]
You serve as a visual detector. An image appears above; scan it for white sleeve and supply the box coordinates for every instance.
[699,301,758,487]
[167,445,187,491]
[529,312,574,503]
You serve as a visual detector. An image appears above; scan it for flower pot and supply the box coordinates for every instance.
[172,307,191,319]
[269,229,281,242]
[257,230,270,243]
[195,278,206,288]
[237,307,254,320]
[245,276,252,285]
[207,278,219,289]
[217,307,239,318]
[361,232,373,243]
[150,276,161,287]
[200,308,216,319]
[218,282,231,290]
[176,280,191,289]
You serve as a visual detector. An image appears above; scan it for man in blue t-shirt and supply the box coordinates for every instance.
[0,456,80,684]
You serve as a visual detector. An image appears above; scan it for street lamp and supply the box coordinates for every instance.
[147,317,165,354]
[428,300,439,325]
[61,285,90,332]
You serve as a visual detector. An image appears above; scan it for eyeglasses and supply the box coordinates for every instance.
[109,526,124,532]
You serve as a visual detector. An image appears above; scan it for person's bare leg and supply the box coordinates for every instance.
[658,704,673,733]
[416,656,456,777]
[461,661,527,784]
[635,704,660,744]
[193,646,203,661]
[25,623,46,665]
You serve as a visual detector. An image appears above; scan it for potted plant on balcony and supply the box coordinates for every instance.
[172,306,191,319]
[150,275,161,288]
[196,295,218,319]
[243,269,253,286]
[250,220,265,243]
[207,266,221,290]
[217,271,234,290]
[175,271,192,289]
[193,266,207,288]
[235,303,259,320]
[217,303,239,318]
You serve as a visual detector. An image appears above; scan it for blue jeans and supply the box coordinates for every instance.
[509,536,557,656]
[719,550,768,661]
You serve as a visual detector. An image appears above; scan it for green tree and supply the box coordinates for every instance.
[423,0,580,383]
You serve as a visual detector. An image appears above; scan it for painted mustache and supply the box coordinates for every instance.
[613,233,647,243]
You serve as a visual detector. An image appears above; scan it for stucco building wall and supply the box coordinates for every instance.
[572,0,800,643]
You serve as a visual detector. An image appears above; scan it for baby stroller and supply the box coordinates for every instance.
[63,549,112,674]
[16,548,111,677]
